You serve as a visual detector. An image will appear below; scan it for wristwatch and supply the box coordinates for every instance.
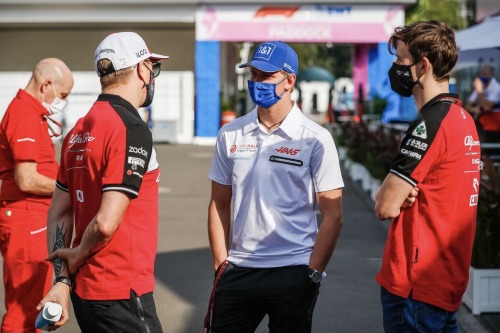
[308,268,323,284]
[54,276,73,290]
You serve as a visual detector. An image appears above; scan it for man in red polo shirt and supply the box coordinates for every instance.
[37,32,168,333]
[375,21,480,332]
[0,58,73,332]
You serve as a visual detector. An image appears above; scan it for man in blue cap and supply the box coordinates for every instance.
[203,41,344,333]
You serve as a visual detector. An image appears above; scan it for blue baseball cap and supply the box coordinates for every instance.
[238,41,298,74]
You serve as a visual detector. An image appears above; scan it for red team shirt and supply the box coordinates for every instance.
[0,89,58,205]
[57,94,160,300]
[376,93,481,311]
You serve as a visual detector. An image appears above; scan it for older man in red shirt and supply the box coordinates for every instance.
[0,58,73,332]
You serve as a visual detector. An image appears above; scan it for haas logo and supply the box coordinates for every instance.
[275,147,300,155]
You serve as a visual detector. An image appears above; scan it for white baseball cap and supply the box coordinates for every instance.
[94,32,169,77]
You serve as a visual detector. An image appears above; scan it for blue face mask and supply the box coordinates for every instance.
[248,77,286,109]
[479,76,490,85]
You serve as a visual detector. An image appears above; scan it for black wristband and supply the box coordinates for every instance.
[54,276,73,289]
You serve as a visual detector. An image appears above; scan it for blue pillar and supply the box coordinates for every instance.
[368,42,416,123]
[195,41,220,137]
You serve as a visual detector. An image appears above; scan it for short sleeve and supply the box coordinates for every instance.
[208,130,232,185]
[102,123,153,198]
[390,112,447,186]
[6,107,43,163]
[311,129,344,192]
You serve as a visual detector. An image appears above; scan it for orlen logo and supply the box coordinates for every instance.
[464,136,480,150]
[136,49,148,58]
[275,147,300,155]
[129,146,148,157]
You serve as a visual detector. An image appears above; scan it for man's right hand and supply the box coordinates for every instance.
[36,283,71,331]
[401,186,419,209]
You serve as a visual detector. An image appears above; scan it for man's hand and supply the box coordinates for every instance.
[401,187,419,209]
[36,283,71,331]
[472,77,485,94]
[47,246,85,277]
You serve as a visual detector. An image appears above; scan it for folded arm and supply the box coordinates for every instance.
[375,173,418,220]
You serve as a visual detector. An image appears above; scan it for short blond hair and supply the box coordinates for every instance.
[97,59,134,89]
[282,70,295,93]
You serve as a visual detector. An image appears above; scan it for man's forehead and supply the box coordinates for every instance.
[396,42,414,60]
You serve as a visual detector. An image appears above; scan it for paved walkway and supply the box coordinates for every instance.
[0,143,494,332]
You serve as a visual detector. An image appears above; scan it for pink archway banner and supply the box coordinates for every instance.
[196,4,404,43]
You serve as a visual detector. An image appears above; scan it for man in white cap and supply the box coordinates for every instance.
[37,32,168,333]
[203,41,344,333]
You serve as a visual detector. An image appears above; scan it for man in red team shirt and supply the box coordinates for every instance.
[36,32,168,332]
[375,21,480,332]
[0,58,73,333]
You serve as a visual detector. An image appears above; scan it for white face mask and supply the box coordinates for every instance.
[43,83,67,114]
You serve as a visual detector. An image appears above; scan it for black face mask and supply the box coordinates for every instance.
[388,62,423,97]
[141,69,155,108]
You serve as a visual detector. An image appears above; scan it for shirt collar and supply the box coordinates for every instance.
[242,108,260,135]
[242,102,302,139]
[420,93,461,114]
[97,93,141,118]
[278,102,302,139]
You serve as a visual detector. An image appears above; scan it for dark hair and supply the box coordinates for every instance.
[388,20,457,82]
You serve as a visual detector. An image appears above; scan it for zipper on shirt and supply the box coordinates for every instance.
[414,247,419,264]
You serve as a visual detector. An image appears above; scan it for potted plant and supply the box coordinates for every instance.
[463,156,500,315]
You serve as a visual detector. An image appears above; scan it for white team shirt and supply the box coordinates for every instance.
[209,102,344,268]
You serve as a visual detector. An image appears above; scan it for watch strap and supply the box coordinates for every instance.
[54,276,73,289]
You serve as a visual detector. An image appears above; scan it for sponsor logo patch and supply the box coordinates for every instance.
[136,49,148,58]
[254,43,276,61]
[274,146,301,155]
[129,146,149,157]
[464,136,480,150]
[68,132,95,148]
[128,156,145,168]
[406,138,428,151]
[412,122,427,139]
[401,148,421,160]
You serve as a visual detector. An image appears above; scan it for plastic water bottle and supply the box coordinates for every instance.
[35,302,62,331]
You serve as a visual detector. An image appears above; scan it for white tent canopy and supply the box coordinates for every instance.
[455,15,500,67]
[455,15,500,51]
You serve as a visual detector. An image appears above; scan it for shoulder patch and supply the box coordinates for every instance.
[412,122,427,139]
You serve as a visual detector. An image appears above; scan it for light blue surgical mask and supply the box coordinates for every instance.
[248,77,287,109]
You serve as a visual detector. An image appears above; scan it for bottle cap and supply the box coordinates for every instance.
[45,303,62,319]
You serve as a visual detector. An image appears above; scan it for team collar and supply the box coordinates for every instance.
[420,93,461,114]
[243,102,301,138]
[97,93,140,117]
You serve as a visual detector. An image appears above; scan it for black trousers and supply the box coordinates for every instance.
[204,263,320,333]
[71,290,163,333]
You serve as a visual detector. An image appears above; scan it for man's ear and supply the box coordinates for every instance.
[420,57,431,75]
[40,80,51,94]
[136,62,148,82]
[285,74,296,91]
